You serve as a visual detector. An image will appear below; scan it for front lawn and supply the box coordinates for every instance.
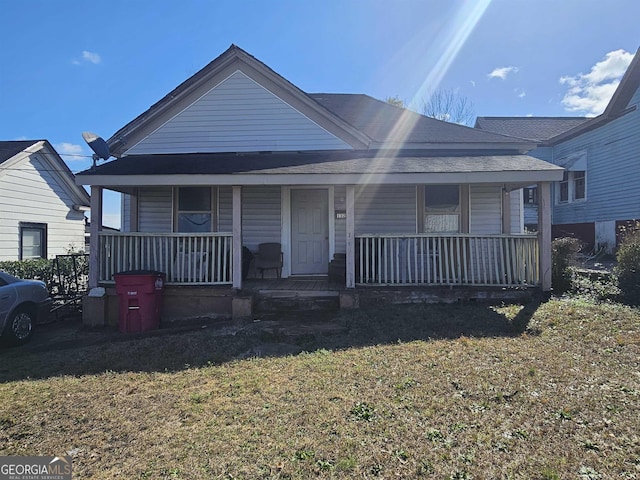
[1,298,639,479]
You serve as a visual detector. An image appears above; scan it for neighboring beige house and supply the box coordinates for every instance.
[77,45,563,322]
[0,140,90,261]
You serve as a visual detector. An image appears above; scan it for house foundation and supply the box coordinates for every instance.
[82,280,538,329]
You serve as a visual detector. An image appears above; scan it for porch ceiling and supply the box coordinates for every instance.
[76,151,564,187]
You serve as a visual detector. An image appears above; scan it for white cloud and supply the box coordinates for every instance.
[488,66,518,80]
[470,80,476,87]
[72,50,101,65]
[82,50,101,64]
[55,142,84,159]
[515,88,526,98]
[560,49,634,116]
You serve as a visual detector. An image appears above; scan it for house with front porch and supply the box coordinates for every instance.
[76,45,563,324]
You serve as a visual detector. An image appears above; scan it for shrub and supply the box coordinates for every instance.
[551,237,582,294]
[0,258,53,286]
[615,229,640,306]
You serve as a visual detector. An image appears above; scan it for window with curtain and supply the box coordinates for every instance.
[177,187,213,232]
[424,185,460,233]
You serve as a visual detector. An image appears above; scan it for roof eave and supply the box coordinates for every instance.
[370,141,536,153]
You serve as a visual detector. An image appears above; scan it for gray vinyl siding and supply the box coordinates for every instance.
[218,186,232,232]
[241,186,281,251]
[470,185,502,234]
[355,185,416,235]
[0,154,85,260]
[552,87,640,226]
[137,188,173,233]
[218,186,281,251]
[121,194,131,232]
[125,71,351,155]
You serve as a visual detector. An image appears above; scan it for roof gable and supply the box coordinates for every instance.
[0,140,90,207]
[109,45,369,155]
[125,70,352,155]
[0,140,40,165]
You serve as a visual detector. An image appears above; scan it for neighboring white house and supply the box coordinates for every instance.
[0,140,90,261]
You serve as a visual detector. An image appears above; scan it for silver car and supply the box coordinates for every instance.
[0,271,52,346]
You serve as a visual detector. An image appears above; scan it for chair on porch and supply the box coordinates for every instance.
[255,242,283,279]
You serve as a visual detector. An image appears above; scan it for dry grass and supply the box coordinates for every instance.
[1,298,639,479]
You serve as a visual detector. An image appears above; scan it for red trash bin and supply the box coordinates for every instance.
[114,271,165,333]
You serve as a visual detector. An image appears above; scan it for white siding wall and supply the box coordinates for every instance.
[510,188,524,234]
[125,71,351,155]
[137,188,173,233]
[0,154,86,260]
[355,185,416,235]
[470,185,502,234]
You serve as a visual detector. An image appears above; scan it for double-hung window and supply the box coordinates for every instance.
[176,187,215,232]
[556,153,587,204]
[19,222,47,260]
[557,170,586,204]
[424,185,460,233]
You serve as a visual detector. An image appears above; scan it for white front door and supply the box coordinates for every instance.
[291,189,329,275]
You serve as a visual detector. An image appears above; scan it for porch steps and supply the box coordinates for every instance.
[253,290,340,314]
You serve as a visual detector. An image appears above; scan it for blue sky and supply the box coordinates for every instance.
[1,0,637,227]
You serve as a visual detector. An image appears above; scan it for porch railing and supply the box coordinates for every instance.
[98,232,233,285]
[356,234,539,287]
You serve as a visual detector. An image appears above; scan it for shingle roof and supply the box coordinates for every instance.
[311,94,529,145]
[474,117,588,142]
[0,140,39,164]
[77,151,561,177]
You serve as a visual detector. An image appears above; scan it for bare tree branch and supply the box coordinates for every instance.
[385,95,405,108]
[422,89,475,126]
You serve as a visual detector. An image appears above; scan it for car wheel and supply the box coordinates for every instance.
[3,307,34,346]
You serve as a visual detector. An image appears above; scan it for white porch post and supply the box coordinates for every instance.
[346,185,355,288]
[538,182,552,291]
[89,185,103,289]
[232,185,242,289]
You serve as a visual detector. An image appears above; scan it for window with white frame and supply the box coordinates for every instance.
[557,170,587,204]
[556,153,587,204]
[176,187,214,232]
[424,185,460,233]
